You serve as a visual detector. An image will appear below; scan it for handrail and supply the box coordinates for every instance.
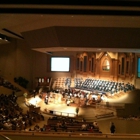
[95,112,114,119]
[1,130,140,139]
[43,108,76,118]
[0,134,12,140]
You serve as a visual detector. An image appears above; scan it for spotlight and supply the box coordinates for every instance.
[4,38,8,42]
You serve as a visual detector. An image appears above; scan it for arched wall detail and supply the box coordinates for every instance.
[75,52,136,83]
[88,53,96,76]
[118,53,127,78]
[99,53,112,79]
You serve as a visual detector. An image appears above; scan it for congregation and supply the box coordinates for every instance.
[0,92,44,131]
[0,76,137,134]
[0,77,20,92]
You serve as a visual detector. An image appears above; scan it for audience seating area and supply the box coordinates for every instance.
[0,76,136,134]
[0,93,44,131]
[52,77,72,89]
[52,77,65,89]
[46,116,102,133]
[0,77,20,92]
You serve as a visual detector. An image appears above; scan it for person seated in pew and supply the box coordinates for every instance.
[33,124,40,131]
[57,121,62,128]
[81,123,87,131]
[93,121,99,131]
[88,126,94,132]
[82,118,86,122]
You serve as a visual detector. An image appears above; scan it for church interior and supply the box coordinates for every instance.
[1,1,140,140]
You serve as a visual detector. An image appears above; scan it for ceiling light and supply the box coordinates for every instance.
[0,33,10,42]
[4,38,8,41]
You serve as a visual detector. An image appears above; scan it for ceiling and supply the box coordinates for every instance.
[0,1,140,53]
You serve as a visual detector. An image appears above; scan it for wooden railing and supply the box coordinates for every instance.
[95,112,114,119]
[43,108,76,118]
[1,131,140,140]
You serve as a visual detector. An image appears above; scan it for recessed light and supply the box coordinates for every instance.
[5,38,8,41]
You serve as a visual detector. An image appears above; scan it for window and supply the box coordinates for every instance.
[77,57,80,70]
[83,56,87,72]
[126,61,129,74]
[118,64,121,74]
[91,57,94,72]
[102,59,110,71]
[39,78,41,83]
[80,61,83,71]
[121,57,125,75]
[89,60,91,71]
[42,78,44,83]
[132,57,135,74]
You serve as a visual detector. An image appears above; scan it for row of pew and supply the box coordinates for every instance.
[47,116,102,133]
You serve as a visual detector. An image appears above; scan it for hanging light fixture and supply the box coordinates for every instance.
[0,33,10,42]
[4,37,8,42]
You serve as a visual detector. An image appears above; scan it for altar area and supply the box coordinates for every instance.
[26,91,116,119]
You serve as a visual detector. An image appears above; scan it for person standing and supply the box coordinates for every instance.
[44,96,48,104]
[33,90,36,98]
[75,107,79,116]
[110,122,115,134]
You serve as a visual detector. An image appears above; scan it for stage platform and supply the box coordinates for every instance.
[25,95,116,120]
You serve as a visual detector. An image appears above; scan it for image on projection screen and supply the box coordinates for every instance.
[51,57,70,72]
[138,58,140,78]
